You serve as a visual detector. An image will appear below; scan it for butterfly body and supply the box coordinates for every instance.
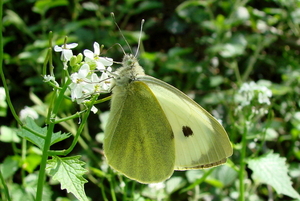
[104,54,232,183]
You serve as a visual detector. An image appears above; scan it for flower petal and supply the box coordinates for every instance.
[95,61,105,71]
[91,106,98,114]
[93,42,100,55]
[66,43,78,49]
[78,64,90,77]
[99,57,113,66]
[83,49,94,59]
[62,49,73,61]
[54,45,63,52]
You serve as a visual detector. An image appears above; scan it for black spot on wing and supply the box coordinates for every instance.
[182,126,193,137]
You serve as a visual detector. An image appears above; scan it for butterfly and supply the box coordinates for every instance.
[103,52,232,184]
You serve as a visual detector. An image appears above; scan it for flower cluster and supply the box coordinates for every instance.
[51,42,114,105]
[236,81,272,116]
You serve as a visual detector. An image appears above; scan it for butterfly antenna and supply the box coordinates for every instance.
[135,19,145,58]
[111,12,133,54]
[107,43,126,60]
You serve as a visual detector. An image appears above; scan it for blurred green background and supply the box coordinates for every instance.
[1,0,300,200]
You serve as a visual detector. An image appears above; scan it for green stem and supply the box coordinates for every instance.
[232,60,242,85]
[254,111,273,157]
[48,94,98,156]
[42,32,54,76]
[35,123,55,201]
[109,175,117,201]
[0,169,11,201]
[0,3,11,199]
[53,110,86,124]
[241,37,263,82]
[239,120,248,201]
[42,48,50,76]
[180,168,214,193]
[35,79,71,201]
[0,0,23,128]
[21,138,27,186]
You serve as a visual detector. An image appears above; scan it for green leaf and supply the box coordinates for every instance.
[0,126,20,143]
[165,176,186,194]
[1,156,20,180]
[210,165,238,186]
[17,117,71,149]
[219,34,247,58]
[23,154,42,173]
[168,47,193,57]
[4,10,35,39]
[176,0,210,23]
[33,0,69,15]
[10,173,52,201]
[248,152,300,199]
[46,156,88,201]
[134,1,163,14]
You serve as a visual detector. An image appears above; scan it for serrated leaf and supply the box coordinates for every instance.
[248,152,300,199]
[17,117,71,149]
[46,156,88,201]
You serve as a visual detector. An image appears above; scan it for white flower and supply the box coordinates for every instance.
[91,106,98,114]
[257,86,272,105]
[20,106,39,121]
[89,73,103,92]
[98,71,111,91]
[70,63,90,84]
[80,72,111,95]
[69,64,91,102]
[235,7,250,21]
[238,82,255,106]
[148,182,165,190]
[54,43,78,62]
[69,63,113,103]
[0,87,6,102]
[238,81,272,105]
[78,73,100,96]
[83,42,113,70]
[43,75,55,82]
[69,82,84,102]
[43,75,59,87]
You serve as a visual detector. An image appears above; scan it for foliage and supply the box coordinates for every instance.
[248,152,300,199]
[0,0,300,200]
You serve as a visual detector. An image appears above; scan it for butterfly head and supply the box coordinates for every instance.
[112,54,145,87]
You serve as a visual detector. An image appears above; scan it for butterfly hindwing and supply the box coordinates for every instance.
[138,75,233,169]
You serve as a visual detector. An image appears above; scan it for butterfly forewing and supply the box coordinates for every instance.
[138,75,233,170]
[104,80,176,183]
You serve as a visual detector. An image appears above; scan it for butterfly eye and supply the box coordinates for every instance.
[125,59,134,68]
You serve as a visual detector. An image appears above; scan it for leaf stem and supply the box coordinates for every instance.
[239,119,248,201]
[48,94,98,156]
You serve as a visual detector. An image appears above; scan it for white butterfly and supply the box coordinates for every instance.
[103,53,233,184]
